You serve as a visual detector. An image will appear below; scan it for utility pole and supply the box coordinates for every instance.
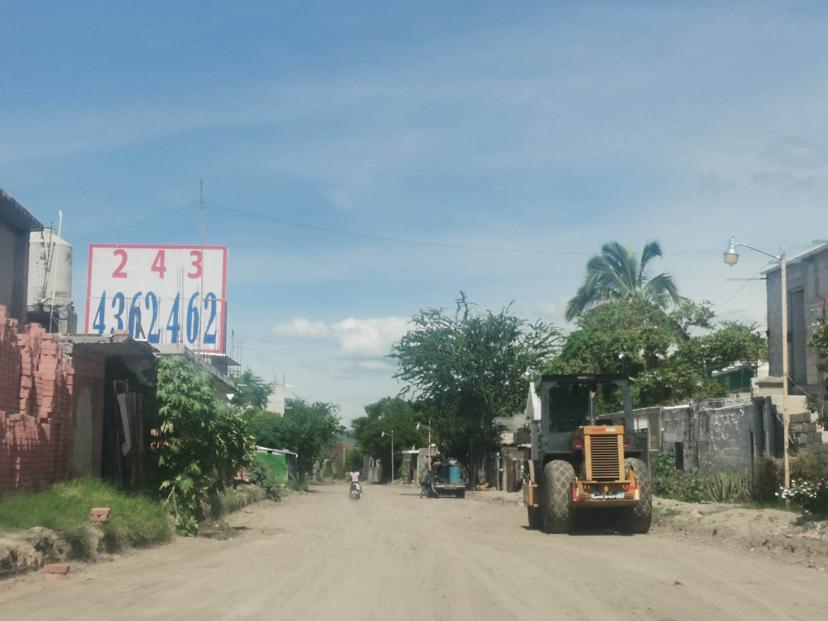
[724,238,791,488]
[780,250,790,489]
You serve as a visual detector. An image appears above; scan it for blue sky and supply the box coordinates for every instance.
[2,1,827,422]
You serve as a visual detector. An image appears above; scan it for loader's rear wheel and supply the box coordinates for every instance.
[621,457,652,534]
[541,460,575,533]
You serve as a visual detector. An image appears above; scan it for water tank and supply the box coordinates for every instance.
[27,230,73,309]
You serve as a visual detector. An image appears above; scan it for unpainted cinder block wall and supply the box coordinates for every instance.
[0,305,74,493]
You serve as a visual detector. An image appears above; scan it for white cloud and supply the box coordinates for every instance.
[331,317,411,358]
[272,316,411,359]
[273,317,329,338]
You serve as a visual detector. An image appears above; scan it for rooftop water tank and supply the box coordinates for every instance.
[27,229,73,309]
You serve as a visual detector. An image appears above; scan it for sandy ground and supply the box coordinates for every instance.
[0,484,826,621]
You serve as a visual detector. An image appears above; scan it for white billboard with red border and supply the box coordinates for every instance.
[85,244,228,353]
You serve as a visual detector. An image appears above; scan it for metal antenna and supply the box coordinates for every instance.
[199,179,205,356]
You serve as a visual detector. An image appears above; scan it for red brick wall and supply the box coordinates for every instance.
[0,305,74,493]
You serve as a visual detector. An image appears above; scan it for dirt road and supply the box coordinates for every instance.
[1,485,825,621]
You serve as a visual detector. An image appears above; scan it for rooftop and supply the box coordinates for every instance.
[0,188,43,232]
[762,242,828,274]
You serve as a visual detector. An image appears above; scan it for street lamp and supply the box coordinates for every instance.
[417,420,433,474]
[724,236,790,488]
[381,430,395,483]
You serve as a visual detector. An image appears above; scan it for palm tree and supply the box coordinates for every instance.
[565,241,679,321]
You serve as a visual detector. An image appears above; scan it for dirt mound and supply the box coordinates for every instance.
[653,498,828,569]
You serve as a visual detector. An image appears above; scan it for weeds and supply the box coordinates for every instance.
[0,479,171,552]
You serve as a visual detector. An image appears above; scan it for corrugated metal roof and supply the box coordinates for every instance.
[0,187,43,232]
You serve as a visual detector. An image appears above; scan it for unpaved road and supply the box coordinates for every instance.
[1,485,825,621]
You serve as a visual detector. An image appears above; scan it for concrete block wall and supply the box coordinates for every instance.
[0,305,74,493]
[636,398,767,477]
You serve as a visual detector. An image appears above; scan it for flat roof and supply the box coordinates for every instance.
[0,188,43,232]
[762,243,828,274]
[67,334,157,357]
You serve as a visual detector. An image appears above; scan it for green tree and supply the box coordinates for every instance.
[809,315,828,425]
[246,398,342,479]
[550,298,767,406]
[392,293,561,483]
[566,241,680,321]
[231,369,273,411]
[351,397,426,481]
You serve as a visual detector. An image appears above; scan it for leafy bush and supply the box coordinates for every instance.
[248,459,282,501]
[778,478,828,516]
[0,479,171,552]
[153,357,255,535]
[753,456,782,503]
[652,453,751,503]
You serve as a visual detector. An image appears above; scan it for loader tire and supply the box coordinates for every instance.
[527,505,542,530]
[540,460,575,533]
[621,457,652,534]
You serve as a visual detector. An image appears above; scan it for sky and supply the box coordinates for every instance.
[2,1,827,423]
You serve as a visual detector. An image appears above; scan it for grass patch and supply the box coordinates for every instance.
[652,505,681,525]
[0,479,172,551]
[208,485,264,520]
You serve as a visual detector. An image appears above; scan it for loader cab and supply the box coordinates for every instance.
[534,374,637,461]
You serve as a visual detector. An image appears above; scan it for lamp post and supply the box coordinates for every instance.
[417,420,432,474]
[381,430,395,483]
[724,237,790,488]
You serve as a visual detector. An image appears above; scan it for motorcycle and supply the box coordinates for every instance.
[349,481,362,501]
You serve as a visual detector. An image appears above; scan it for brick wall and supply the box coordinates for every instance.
[0,305,74,493]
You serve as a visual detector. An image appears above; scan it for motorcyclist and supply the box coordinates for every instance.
[420,468,432,498]
[347,470,362,495]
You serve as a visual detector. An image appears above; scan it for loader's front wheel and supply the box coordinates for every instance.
[621,457,652,534]
[527,505,542,529]
[541,460,575,533]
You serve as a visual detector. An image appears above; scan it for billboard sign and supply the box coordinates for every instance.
[85,244,228,353]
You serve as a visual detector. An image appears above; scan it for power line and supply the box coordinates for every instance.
[211,202,726,256]
[714,266,766,312]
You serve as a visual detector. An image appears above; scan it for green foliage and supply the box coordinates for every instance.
[549,298,766,407]
[345,447,363,472]
[651,453,751,503]
[231,369,273,411]
[0,479,171,551]
[702,472,752,503]
[566,240,680,320]
[248,459,282,501]
[779,479,828,515]
[753,456,782,503]
[778,451,828,516]
[809,315,828,426]
[392,292,561,482]
[351,398,425,480]
[153,357,255,535]
[246,397,342,479]
[208,485,264,519]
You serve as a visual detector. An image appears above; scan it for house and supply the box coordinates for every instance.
[758,242,828,458]
[0,188,43,322]
[764,242,828,398]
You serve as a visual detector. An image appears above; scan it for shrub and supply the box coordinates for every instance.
[153,357,255,535]
[753,456,782,503]
[778,478,828,516]
[248,459,282,502]
[652,452,752,503]
[702,472,752,503]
